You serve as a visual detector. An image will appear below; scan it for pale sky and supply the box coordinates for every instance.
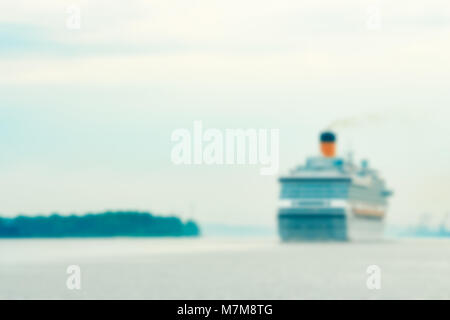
[1,0,450,226]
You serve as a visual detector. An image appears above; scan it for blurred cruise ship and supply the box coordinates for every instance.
[278,131,392,241]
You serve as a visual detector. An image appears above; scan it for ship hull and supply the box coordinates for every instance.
[278,210,384,242]
[346,214,384,241]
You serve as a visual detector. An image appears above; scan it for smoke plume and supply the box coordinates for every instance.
[326,113,384,131]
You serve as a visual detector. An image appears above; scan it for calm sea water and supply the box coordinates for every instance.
[0,237,449,299]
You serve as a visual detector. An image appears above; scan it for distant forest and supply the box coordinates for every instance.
[0,211,200,238]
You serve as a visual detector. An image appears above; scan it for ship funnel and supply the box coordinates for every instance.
[320,131,336,158]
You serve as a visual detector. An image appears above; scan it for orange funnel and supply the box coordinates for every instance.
[320,132,336,157]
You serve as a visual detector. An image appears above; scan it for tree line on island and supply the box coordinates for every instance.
[0,211,200,238]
